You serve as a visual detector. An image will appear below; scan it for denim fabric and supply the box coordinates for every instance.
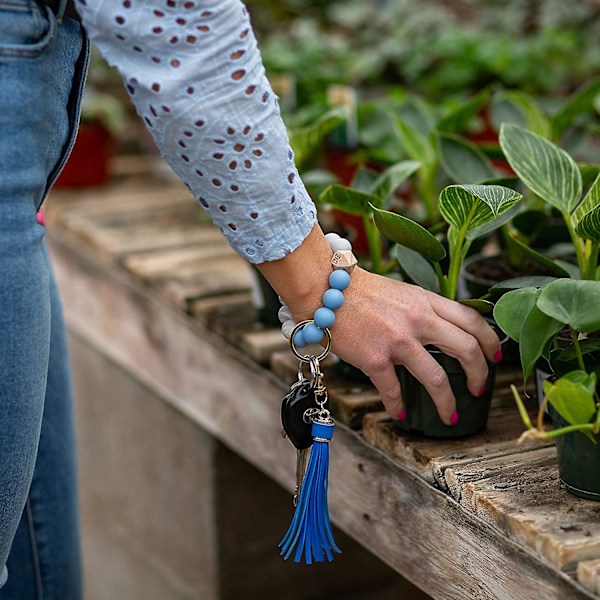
[0,2,86,597]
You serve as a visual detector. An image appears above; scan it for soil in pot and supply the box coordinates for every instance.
[394,331,508,437]
[461,252,556,299]
[550,406,600,501]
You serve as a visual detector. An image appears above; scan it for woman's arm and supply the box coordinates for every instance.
[75,0,501,424]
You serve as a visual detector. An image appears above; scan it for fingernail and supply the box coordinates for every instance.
[494,348,503,363]
[397,409,407,422]
[478,384,486,397]
[450,410,460,426]
[36,211,45,226]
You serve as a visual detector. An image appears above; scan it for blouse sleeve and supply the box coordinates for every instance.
[74,0,317,263]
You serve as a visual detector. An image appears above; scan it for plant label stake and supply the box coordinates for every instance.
[279,321,341,564]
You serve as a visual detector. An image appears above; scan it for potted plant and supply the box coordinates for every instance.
[495,279,600,500]
[369,183,522,436]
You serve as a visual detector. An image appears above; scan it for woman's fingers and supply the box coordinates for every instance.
[399,344,456,425]
[429,295,501,363]
[422,319,489,398]
[366,360,405,420]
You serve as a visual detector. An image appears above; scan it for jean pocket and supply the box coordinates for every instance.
[0,0,56,58]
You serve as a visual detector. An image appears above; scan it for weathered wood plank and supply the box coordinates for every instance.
[48,230,597,600]
[578,559,600,594]
[461,462,600,571]
[363,401,551,487]
[58,207,220,257]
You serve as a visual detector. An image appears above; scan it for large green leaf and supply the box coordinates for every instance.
[537,279,600,332]
[370,160,421,205]
[393,116,437,167]
[520,304,564,380]
[370,204,446,262]
[543,372,597,429]
[459,299,494,314]
[439,133,495,184]
[552,77,600,141]
[493,287,539,342]
[289,108,346,168]
[393,244,439,292]
[320,185,376,217]
[439,184,522,232]
[491,90,551,138]
[572,173,600,241]
[499,123,582,214]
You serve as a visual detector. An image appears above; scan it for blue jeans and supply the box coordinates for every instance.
[0,2,87,597]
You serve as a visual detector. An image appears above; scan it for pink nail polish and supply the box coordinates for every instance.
[450,410,460,426]
[494,348,503,363]
[36,211,45,226]
[478,384,486,397]
[397,409,407,422]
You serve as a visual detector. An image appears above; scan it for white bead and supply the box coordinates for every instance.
[324,232,341,247]
[278,295,285,305]
[281,319,297,339]
[329,236,352,252]
[278,305,292,323]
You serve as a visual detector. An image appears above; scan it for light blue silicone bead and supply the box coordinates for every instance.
[323,288,344,310]
[329,269,351,291]
[303,323,324,344]
[293,328,306,348]
[314,307,335,329]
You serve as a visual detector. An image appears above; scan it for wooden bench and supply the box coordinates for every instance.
[46,163,600,600]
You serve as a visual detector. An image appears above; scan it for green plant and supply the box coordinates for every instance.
[500,123,600,281]
[494,279,600,441]
[370,184,522,302]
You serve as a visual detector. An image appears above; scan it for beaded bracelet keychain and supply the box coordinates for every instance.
[277,233,357,564]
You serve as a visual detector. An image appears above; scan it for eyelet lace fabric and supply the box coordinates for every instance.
[75,0,317,263]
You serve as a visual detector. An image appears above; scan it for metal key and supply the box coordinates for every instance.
[293,447,310,506]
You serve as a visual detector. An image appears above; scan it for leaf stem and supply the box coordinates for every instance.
[563,213,586,276]
[570,329,586,371]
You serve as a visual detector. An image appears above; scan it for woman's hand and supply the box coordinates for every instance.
[290,267,501,425]
[257,224,501,425]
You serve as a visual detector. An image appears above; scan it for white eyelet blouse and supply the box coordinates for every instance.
[74,0,317,263]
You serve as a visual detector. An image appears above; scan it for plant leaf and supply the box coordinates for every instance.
[393,116,437,167]
[439,133,495,184]
[290,108,346,168]
[552,77,600,141]
[493,287,539,342]
[543,373,597,428]
[505,234,571,278]
[437,89,489,134]
[370,160,421,205]
[371,204,446,262]
[439,184,522,232]
[320,185,376,217]
[537,279,600,332]
[459,299,494,314]
[499,123,582,215]
[489,276,557,296]
[467,201,523,241]
[393,244,439,292]
[491,90,551,138]
[572,173,600,241]
[520,304,564,380]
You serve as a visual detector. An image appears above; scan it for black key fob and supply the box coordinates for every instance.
[281,380,317,450]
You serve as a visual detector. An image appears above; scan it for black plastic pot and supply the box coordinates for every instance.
[550,406,600,501]
[393,336,506,437]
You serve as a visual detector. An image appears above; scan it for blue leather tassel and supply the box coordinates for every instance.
[279,419,342,564]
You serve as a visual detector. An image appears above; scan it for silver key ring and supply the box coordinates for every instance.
[289,320,332,363]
